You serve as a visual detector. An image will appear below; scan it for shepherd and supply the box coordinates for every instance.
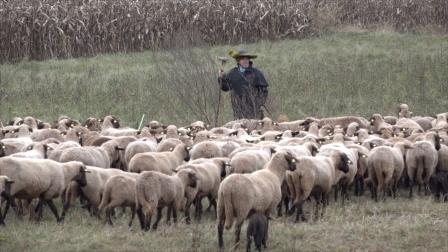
[218,48,269,120]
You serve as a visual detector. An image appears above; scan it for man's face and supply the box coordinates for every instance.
[237,57,250,68]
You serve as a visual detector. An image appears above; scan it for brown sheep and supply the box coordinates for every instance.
[406,132,441,197]
[135,168,198,231]
[286,150,351,222]
[217,151,296,250]
[128,143,190,174]
[368,142,413,201]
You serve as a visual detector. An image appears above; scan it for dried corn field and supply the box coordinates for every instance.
[1,0,447,62]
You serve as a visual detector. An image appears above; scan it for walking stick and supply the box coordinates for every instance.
[216,56,228,126]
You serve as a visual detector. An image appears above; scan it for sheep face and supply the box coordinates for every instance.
[75,165,89,186]
[178,169,198,188]
[284,152,297,172]
[434,133,442,151]
[0,143,6,157]
[338,153,351,173]
[184,146,191,162]
[2,178,14,197]
[221,161,231,179]
[82,118,101,131]
[102,116,120,128]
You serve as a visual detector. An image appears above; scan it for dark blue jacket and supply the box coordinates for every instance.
[218,62,269,119]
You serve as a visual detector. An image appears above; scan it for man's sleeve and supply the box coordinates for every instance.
[218,72,232,92]
[256,69,268,106]
[256,69,269,87]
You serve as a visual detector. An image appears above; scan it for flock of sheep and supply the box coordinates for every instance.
[1,103,447,251]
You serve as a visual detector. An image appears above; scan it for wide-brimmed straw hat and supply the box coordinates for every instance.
[228,48,258,59]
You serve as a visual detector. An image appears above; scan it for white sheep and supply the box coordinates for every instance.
[128,143,190,174]
[0,157,88,222]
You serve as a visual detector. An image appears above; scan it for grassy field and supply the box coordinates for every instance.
[1,31,448,127]
[1,192,447,251]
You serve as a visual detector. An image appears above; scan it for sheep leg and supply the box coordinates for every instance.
[321,193,328,218]
[195,197,203,221]
[106,208,114,226]
[136,208,145,230]
[144,213,152,232]
[184,203,191,224]
[409,179,414,198]
[128,207,136,227]
[246,233,252,252]
[152,207,163,230]
[218,219,225,251]
[206,195,214,212]
[166,206,172,225]
[314,193,322,221]
[210,198,218,217]
[263,218,269,248]
[172,205,178,223]
[295,202,306,222]
[2,196,11,221]
[35,198,44,222]
[46,199,61,222]
[234,221,243,249]
[334,185,339,202]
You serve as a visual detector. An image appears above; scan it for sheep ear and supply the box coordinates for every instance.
[80,165,91,173]
[270,147,276,154]
[189,172,198,181]
[228,131,237,136]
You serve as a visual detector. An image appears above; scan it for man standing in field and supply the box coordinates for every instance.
[218,48,269,120]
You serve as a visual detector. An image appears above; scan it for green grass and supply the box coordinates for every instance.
[2,193,448,251]
[1,32,448,126]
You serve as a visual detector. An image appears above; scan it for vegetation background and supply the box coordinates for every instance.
[1,1,448,251]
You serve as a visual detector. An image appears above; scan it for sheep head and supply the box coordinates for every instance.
[75,165,90,187]
[102,115,120,129]
[178,168,198,189]
[338,153,351,173]
[182,145,191,162]
[0,143,5,157]
[283,152,297,172]
[369,114,383,126]
[221,161,231,179]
